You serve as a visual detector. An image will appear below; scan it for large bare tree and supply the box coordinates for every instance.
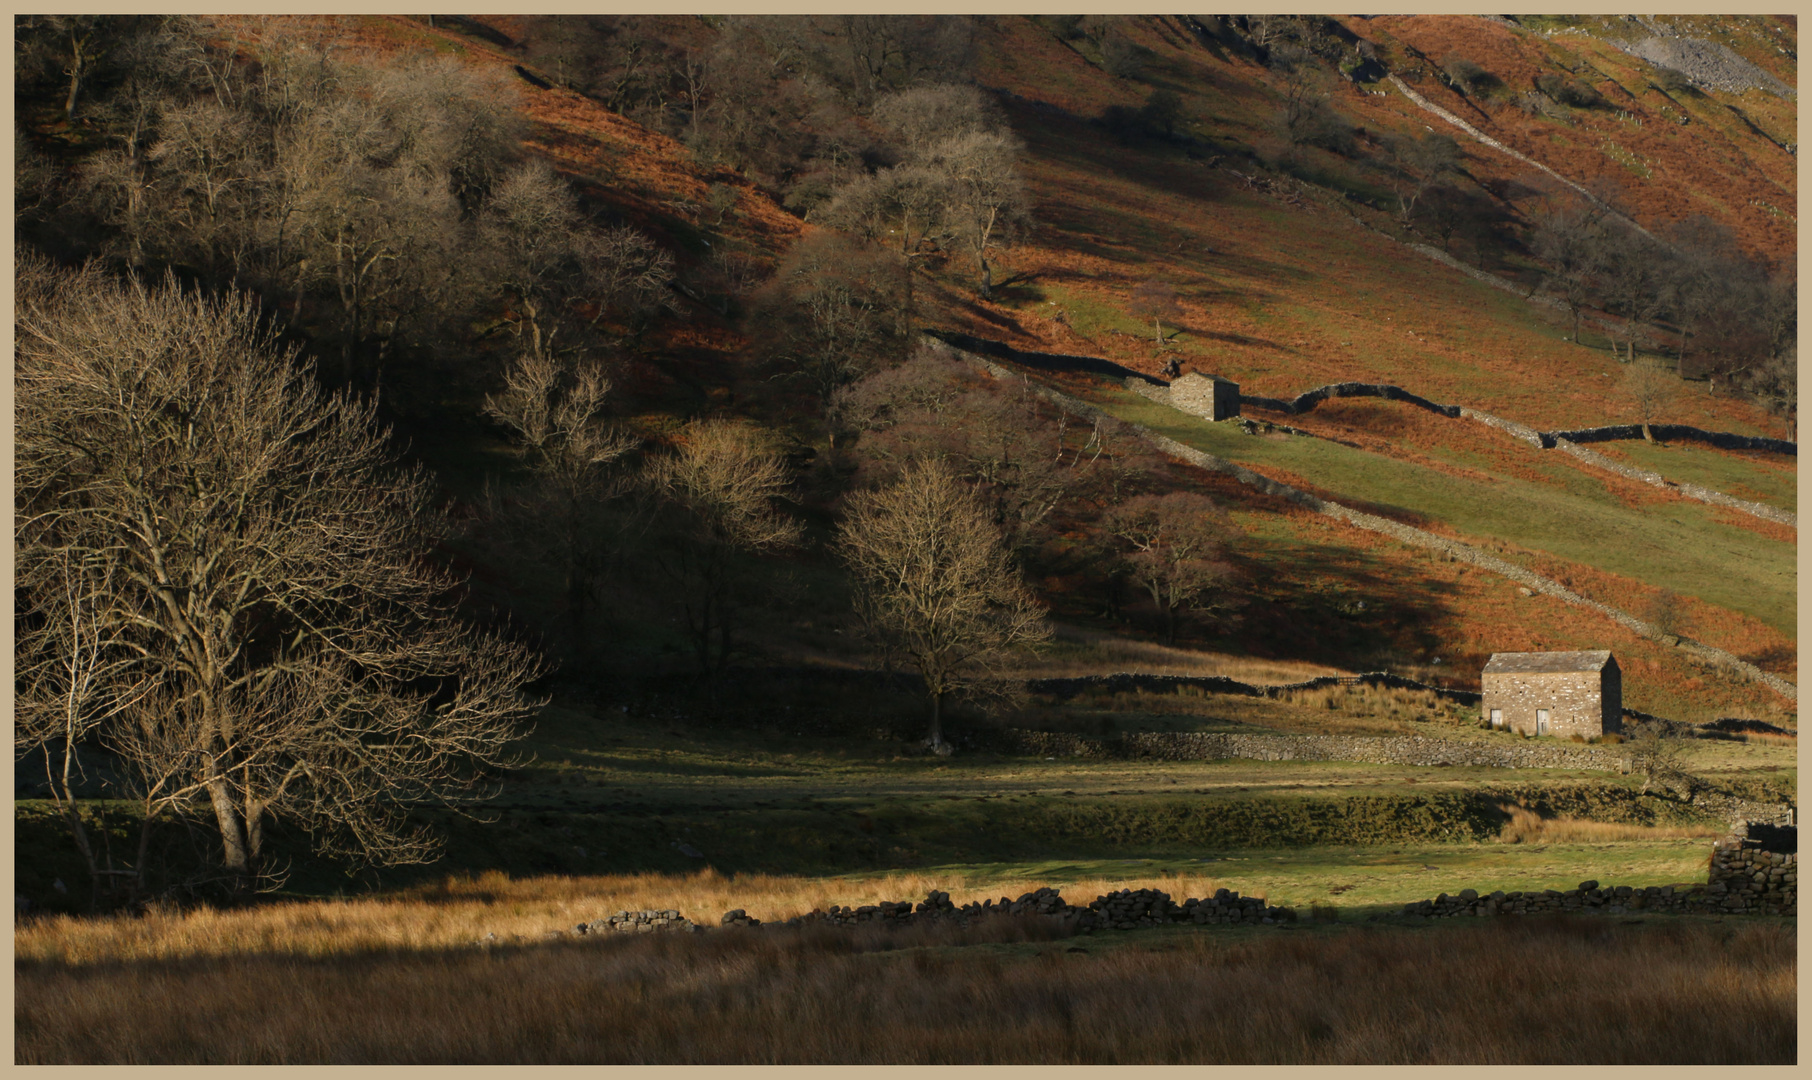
[1103,492,1237,645]
[15,261,543,890]
[925,128,1030,299]
[837,459,1050,751]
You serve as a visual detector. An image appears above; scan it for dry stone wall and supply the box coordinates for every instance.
[1547,424,1795,456]
[1030,669,1481,705]
[1402,825,1796,919]
[515,828,1793,948]
[985,727,1630,772]
[1552,438,1794,526]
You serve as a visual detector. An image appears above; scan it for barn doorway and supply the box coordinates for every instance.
[1536,709,1550,735]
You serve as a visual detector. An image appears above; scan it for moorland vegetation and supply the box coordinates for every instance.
[12,14,1796,1064]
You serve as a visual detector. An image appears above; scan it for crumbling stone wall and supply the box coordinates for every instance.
[761,886,1289,933]
[1031,669,1482,704]
[572,909,700,935]
[1402,824,1796,920]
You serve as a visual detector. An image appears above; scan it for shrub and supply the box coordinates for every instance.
[1440,54,1495,96]
[1653,66,1694,95]
[1536,72,1608,109]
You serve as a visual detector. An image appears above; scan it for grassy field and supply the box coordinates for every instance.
[16,907,1793,1063]
[1083,385,1797,638]
[18,689,1789,907]
[15,682,1792,1064]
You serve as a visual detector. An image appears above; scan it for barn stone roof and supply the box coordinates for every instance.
[1483,650,1614,675]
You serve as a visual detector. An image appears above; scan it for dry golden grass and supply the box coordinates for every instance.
[1009,623,1348,684]
[1277,683,1471,721]
[1494,805,1725,846]
[13,868,1250,967]
[15,915,1794,1063]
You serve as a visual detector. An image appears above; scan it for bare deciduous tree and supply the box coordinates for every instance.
[1103,492,1237,644]
[482,352,635,658]
[646,420,804,676]
[1530,204,1611,344]
[1620,361,1677,442]
[479,160,675,361]
[835,346,1104,553]
[924,129,1031,298]
[870,83,1000,160]
[15,262,543,890]
[750,232,912,431]
[837,459,1051,751]
[1130,277,1183,345]
[1597,225,1669,364]
[15,547,154,905]
[1386,132,1460,225]
[1626,723,1689,797]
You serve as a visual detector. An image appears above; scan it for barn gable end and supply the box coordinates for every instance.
[1480,650,1621,738]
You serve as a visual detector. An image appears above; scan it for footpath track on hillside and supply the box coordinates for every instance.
[933,337,1796,704]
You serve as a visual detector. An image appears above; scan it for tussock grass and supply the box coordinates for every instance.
[14,868,1245,967]
[1495,804,1723,845]
[1278,684,1473,723]
[16,916,1793,1063]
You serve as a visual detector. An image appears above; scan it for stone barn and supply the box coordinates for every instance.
[1480,650,1622,738]
[1169,372,1241,421]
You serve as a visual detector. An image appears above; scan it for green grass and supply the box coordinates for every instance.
[1596,441,1797,514]
[896,838,1724,919]
[1085,385,1798,637]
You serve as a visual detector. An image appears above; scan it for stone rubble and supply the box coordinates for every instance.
[1398,825,1796,919]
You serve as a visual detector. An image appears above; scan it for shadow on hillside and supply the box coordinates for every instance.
[1744,645,1796,674]
[1222,533,1461,675]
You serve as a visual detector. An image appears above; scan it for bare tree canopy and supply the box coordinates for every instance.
[837,458,1050,751]
[646,419,804,676]
[1103,492,1237,645]
[15,259,543,891]
[747,231,912,428]
[480,351,635,660]
[834,346,1107,554]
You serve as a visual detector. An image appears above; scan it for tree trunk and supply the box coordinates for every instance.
[928,689,945,748]
[205,774,253,887]
[131,809,157,906]
[63,33,85,123]
[46,745,100,902]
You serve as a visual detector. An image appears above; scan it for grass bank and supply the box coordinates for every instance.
[1084,385,1797,638]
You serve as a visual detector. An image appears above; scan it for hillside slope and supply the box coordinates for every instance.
[15,14,1794,726]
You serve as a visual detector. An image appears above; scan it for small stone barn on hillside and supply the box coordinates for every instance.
[1481,651,1622,738]
[1169,372,1241,421]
